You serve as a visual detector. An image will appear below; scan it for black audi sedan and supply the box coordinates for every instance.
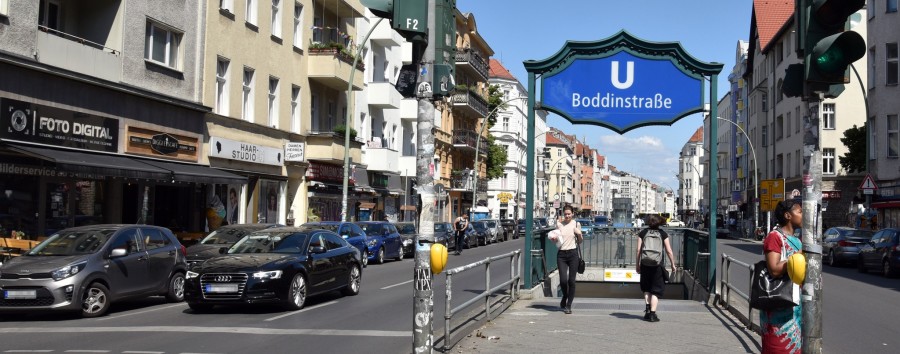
[185,223,282,268]
[184,227,362,311]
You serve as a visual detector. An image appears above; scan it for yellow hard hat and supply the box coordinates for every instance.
[431,243,448,274]
[787,253,806,285]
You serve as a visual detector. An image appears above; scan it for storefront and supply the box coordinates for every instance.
[306,162,374,222]
[0,97,246,240]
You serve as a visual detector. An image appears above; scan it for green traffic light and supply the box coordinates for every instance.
[815,47,845,73]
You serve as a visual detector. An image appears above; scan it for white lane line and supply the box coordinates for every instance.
[263,301,339,321]
[94,303,186,321]
[0,327,409,337]
[64,351,110,353]
[5,351,53,353]
[380,279,413,290]
[122,352,164,354]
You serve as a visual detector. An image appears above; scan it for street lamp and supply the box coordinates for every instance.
[547,155,572,216]
[711,116,760,235]
[514,129,550,220]
[471,96,528,214]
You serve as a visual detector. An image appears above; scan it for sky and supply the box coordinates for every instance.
[457,0,754,189]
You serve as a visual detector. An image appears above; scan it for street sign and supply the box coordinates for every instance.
[760,179,786,212]
[859,174,878,195]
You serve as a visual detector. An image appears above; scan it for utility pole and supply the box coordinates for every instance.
[801,94,824,353]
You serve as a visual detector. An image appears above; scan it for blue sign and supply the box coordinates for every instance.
[541,50,703,133]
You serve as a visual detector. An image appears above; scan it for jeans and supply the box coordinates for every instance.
[557,248,579,308]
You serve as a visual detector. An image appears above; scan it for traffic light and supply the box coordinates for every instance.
[803,0,866,91]
[361,0,428,43]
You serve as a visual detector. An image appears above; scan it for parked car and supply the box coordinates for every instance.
[300,222,370,267]
[184,227,362,312]
[185,224,282,268]
[463,223,478,249]
[434,222,454,249]
[500,219,518,239]
[481,219,504,243]
[472,221,492,246]
[857,227,900,277]
[355,221,404,263]
[394,222,417,256]
[576,219,594,240]
[517,219,542,237]
[822,227,873,266]
[666,218,686,227]
[593,215,610,228]
[0,224,188,317]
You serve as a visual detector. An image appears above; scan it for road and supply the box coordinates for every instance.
[716,237,900,354]
[0,238,523,354]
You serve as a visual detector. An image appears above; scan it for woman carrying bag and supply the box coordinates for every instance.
[761,200,803,354]
[548,205,583,314]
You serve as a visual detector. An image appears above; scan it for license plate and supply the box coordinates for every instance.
[205,284,239,293]
[4,290,37,299]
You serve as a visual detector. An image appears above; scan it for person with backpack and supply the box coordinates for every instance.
[635,214,676,322]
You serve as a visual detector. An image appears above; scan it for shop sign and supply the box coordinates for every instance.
[285,142,305,162]
[822,190,842,200]
[126,127,198,161]
[497,192,514,203]
[209,136,283,166]
[0,97,118,152]
[0,162,101,179]
[306,162,347,183]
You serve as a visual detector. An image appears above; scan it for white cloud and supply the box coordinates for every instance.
[597,135,666,154]
[596,134,679,189]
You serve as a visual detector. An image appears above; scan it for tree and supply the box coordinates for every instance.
[486,84,506,128]
[839,124,866,174]
[485,135,508,180]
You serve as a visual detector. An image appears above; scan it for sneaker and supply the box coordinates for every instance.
[643,312,651,321]
[649,312,659,322]
[560,298,566,309]
[564,307,572,314]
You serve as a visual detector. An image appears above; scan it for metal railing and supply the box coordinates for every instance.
[454,48,489,80]
[720,253,758,331]
[579,227,687,269]
[443,250,521,352]
[38,25,120,55]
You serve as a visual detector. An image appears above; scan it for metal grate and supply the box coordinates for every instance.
[1,272,53,280]
[199,273,248,300]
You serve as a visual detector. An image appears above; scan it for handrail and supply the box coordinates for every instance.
[38,25,120,55]
[443,250,521,351]
[720,253,757,331]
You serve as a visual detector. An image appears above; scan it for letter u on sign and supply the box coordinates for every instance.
[611,61,634,89]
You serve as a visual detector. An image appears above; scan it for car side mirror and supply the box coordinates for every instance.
[219,247,229,254]
[109,248,127,258]
[309,246,326,254]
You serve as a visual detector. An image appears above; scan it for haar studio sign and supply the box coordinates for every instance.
[209,136,283,166]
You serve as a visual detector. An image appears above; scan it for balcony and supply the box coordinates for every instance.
[315,0,365,18]
[369,20,402,47]
[308,47,365,91]
[400,99,417,121]
[452,130,488,155]
[367,82,401,109]
[455,48,489,80]
[305,132,362,164]
[451,88,489,118]
[399,156,416,176]
[365,142,399,173]
[450,175,488,193]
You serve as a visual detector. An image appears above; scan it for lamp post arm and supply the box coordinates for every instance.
[714,116,760,231]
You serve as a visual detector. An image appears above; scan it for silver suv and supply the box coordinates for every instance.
[0,224,187,317]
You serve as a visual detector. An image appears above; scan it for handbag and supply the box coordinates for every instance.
[749,232,800,310]
[577,246,586,274]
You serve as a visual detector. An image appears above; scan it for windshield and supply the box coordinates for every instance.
[299,224,339,232]
[200,227,257,245]
[473,222,487,230]
[485,221,497,228]
[358,223,385,234]
[594,216,609,224]
[228,232,308,254]
[397,224,416,234]
[434,223,449,232]
[28,228,117,256]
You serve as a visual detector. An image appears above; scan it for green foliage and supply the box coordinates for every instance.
[484,135,508,180]
[333,124,358,140]
[486,84,506,128]
[839,124,866,174]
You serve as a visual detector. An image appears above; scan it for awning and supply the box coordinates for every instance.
[400,205,417,211]
[6,143,171,180]
[871,201,900,209]
[358,202,376,209]
[352,165,374,192]
[388,175,404,196]
[138,159,246,185]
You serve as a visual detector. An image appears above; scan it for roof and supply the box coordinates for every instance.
[489,59,516,80]
[546,134,566,146]
[752,0,794,53]
[688,126,704,143]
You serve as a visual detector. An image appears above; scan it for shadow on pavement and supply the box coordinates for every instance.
[707,304,761,353]
[609,312,644,320]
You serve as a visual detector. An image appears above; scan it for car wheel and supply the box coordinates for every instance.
[396,246,404,261]
[81,283,111,318]
[188,302,213,312]
[166,272,186,302]
[884,260,897,278]
[857,256,868,273]
[827,250,836,267]
[361,250,368,268]
[284,274,307,310]
[376,247,385,264]
[341,265,361,296]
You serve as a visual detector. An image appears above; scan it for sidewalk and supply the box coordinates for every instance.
[452,297,760,353]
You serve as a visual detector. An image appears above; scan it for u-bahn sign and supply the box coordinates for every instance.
[528,31,722,134]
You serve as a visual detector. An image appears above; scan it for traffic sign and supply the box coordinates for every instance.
[859,174,878,194]
[760,179,786,212]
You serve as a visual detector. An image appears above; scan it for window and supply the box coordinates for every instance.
[786,153,792,178]
[271,0,282,38]
[293,2,304,48]
[220,0,234,14]
[890,115,900,157]
[822,103,835,129]
[327,100,336,131]
[888,43,898,86]
[776,78,783,102]
[215,58,230,115]
[0,0,10,17]
[312,17,323,43]
[242,67,255,122]
[795,107,801,133]
[39,0,61,30]
[141,228,171,250]
[290,85,300,133]
[502,117,509,131]
[868,0,875,18]
[823,148,835,174]
[796,149,801,175]
[889,0,898,13]
[762,126,768,147]
[246,0,258,26]
[786,112,792,137]
[761,92,768,112]
[268,76,279,128]
[870,46,877,88]
[310,93,319,131]
[145,21,182,69]
[776,115,784,140]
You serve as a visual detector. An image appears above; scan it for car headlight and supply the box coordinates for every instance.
[186,271,199,279]
[252,270,282,280]
[51,262,87,281]
[368,238,378,247]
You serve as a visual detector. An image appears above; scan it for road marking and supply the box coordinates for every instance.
[380,279,413,290]
[263,301,339,321]
[64,351,110,353]
[95,304,186,321]
[122,352,164,354]
[0,327,410,337]
[5,351,53,353]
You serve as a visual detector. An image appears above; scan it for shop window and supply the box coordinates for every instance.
[0,176,38,239]
[258,180,281,223]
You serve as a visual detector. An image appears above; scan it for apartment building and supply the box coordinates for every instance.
[545,129,574,217]
[678,127,705,225]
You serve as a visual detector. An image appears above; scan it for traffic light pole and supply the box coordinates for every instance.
[801,94,824,354]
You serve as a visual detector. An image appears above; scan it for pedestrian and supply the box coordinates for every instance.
[761,199,803,353]
[635,214,676,322]
[453,213,469,255]
[550,205,583,314]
